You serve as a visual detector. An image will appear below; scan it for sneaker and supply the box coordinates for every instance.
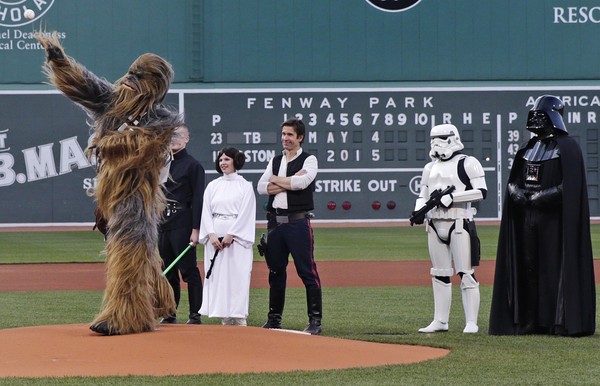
[222,318,234,325]
[234,318,247,326]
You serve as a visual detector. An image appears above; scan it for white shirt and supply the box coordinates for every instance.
[257,148,318,210]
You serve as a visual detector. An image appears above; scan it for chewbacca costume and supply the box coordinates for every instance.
[36,32,178,335]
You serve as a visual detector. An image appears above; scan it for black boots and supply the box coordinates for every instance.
[160,315,177,324]
[262,288,285,329]
[302,287,322,335]
[186,313,202,325]
[262,287,323,334]
[160,313,201,325]
[186,284,203,324]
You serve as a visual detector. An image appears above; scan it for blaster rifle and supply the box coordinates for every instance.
[409,185,455,226]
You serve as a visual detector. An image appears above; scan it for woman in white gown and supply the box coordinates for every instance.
[198,147,256,326]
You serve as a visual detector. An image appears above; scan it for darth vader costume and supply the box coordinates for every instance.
[489,95,595,336]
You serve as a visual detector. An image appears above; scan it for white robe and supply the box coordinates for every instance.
[198,172,256,319]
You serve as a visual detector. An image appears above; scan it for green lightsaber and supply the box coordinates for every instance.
[162,243,193,275]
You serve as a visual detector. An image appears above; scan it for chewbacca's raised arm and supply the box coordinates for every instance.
[35,31,113,115]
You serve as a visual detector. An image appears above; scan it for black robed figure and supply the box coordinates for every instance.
[489,95,595,337]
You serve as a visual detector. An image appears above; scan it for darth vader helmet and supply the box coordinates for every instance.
[429,124,464,160]
[526,95,567,136]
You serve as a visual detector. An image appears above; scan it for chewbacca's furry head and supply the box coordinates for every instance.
[124,53,173,102]
[111,53,174,120]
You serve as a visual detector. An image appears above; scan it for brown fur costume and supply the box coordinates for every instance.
[36,32,177,335]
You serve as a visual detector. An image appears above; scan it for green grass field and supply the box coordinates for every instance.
[1,224,600,263]
[0,225,599,385]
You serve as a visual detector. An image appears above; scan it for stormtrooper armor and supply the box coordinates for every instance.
[413,124,487,333]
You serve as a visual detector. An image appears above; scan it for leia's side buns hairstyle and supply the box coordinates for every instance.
[215,147,246,174]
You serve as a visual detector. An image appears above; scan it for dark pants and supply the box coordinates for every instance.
[266,217,321,290]
[158,227,203,316]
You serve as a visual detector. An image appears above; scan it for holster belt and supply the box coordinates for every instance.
[167,202,192,210]
[165,202,191,217]
[267,212,308,224]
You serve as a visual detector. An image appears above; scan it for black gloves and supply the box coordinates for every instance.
[410,211,426,225]
[530,184,562,207]
[508,183,563,208]
[508,183,528,205]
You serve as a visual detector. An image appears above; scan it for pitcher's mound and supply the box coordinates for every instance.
[0,324,448,378]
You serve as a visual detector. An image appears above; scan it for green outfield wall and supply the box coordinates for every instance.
[1,1,599,224]
[2,0,600,84]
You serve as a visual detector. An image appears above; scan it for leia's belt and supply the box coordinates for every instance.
[213,213,238,220]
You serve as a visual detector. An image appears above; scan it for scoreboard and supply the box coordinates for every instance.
[1,87,598,225]
[181,88,600,221]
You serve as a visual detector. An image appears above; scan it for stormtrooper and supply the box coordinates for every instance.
[411,124,487,334]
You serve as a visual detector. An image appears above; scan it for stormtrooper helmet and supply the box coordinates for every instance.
[526,95,567,136]
[429,124,464,160]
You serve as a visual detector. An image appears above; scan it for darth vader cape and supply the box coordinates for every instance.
[489,135,596,336]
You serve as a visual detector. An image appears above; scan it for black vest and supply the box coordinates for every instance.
[267,152,315,213]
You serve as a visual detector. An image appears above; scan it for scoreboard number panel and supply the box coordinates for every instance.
[182,89,600,221]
